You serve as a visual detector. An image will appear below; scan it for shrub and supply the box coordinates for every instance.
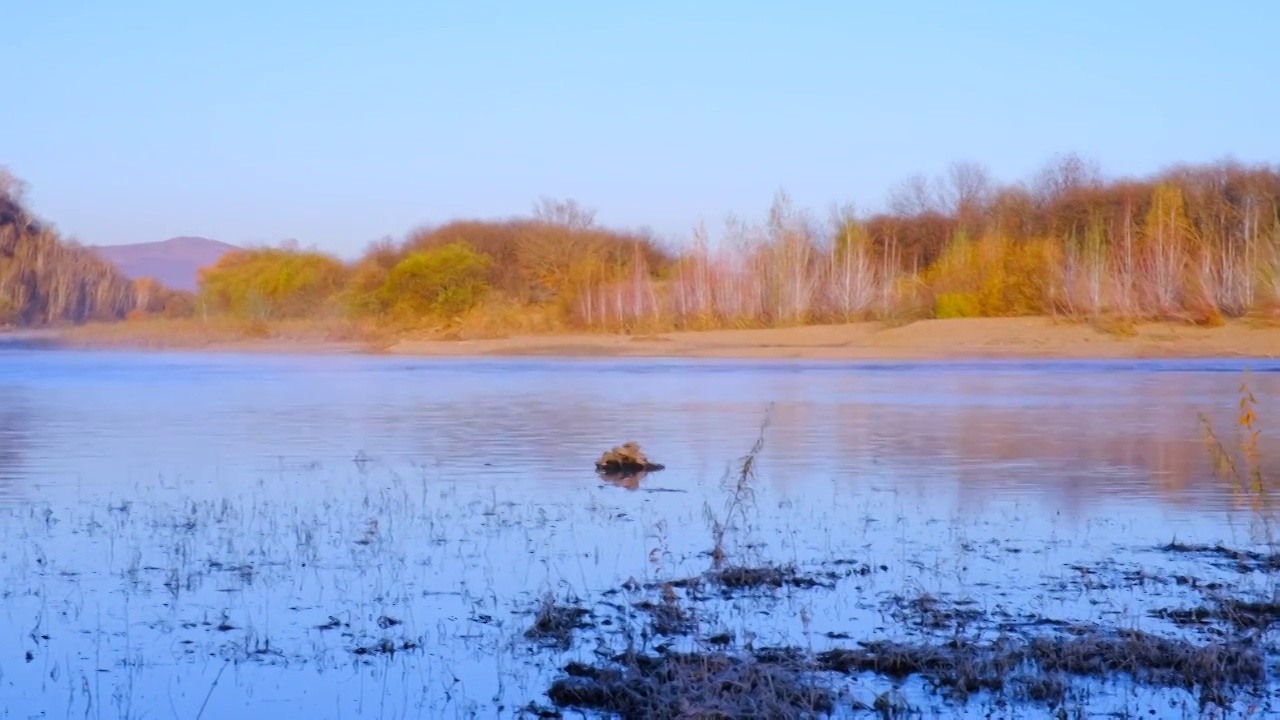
[378,242,493,320]
[923,234,1052,317]
[935,292,980,318]
[197,246,347,320]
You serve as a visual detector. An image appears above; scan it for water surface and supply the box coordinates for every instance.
[0,348,1276,717]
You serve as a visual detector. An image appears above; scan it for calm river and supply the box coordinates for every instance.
[0,346,1276,718]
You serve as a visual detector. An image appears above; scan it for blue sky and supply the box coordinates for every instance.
[2,1,1276,257]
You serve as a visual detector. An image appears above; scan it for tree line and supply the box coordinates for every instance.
[0,171,137,326]
[4,156,1280,333]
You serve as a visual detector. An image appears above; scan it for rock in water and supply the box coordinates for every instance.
[595,442,665,473]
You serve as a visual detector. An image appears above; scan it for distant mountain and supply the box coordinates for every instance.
[89,237,240,293]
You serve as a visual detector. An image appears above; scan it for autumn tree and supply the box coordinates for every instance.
[130,277,195,319]
[1140,182,1196,315]
[376,242,493,320]
[197,245,347,320]
[11,156,1280,335]
[0,169,135,326]
[401,199,671,315]
[341,236,402,316]
[937,160,993,233]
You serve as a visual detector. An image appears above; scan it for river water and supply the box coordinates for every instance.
[0,347,1276,718]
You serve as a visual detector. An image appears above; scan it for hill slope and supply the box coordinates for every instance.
[90,237,240,292]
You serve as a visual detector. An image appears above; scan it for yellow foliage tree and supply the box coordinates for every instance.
[377,242,494,321]
[197,246,347,320]
[340,240,401,318]
[923,233,1053,317]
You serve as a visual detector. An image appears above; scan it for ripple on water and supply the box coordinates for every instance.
[0,349,1276,716]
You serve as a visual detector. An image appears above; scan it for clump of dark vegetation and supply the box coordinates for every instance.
[533,402,1280,718]
[1159,541,1280,573]
[1028,627,1266,690]
[1217,599,1280,630]
[646,561,845,598]
[707,564,842,592]
[595,442,665,475]
[632,584,695,637]
[710,563,838,591]
[541,616,1272,715]
[817,626,1267,701]
[1154,596,1280,632]
[350,637,420,657]
[886,592,985,631]
[546,624,1267,716]
[816,638,1022,698]
[545,651,837,720]
[524,593,595,649]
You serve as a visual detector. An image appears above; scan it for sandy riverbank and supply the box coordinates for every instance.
[385,317,1280,360]
[32,316,1280,361]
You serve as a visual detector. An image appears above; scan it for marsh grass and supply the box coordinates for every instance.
[1158,541,1280,573]
[535,395,1280,719]
[536,550,1277,717]
[816,626,1267,702]
[524,593,595,650]
[704,403,773,568]
[1198,370,1278,542]
[546,650,838,719]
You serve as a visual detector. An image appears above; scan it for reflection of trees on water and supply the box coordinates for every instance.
[742,395,1259,516]
[55,361,1276,517]
[0,388,30,501]
[222,391,1257,514]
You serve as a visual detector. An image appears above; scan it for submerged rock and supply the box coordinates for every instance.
[595,442,665,474]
